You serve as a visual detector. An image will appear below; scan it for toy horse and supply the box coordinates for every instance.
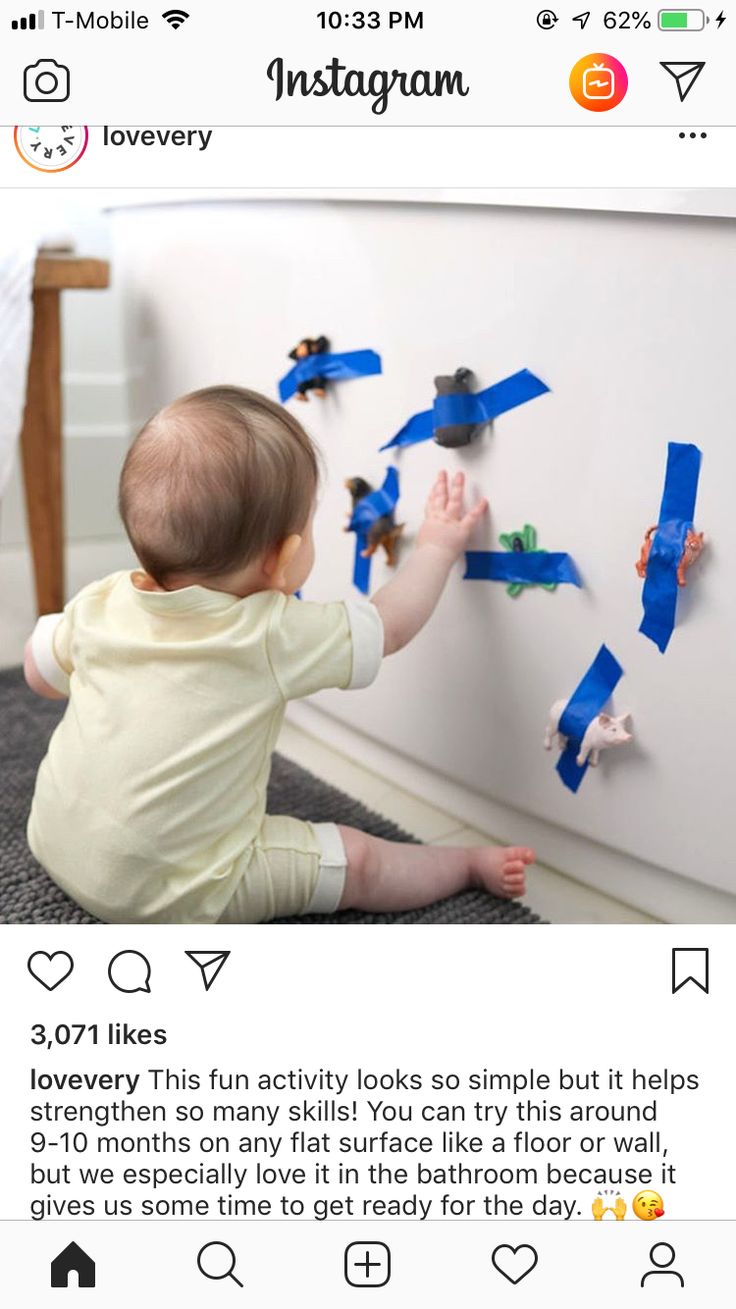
[345,477,404,566]
[636,525,705,587]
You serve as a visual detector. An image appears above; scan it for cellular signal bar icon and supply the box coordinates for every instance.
[11,8,44,27]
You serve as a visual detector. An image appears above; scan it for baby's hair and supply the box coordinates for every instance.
[119,385,319,586]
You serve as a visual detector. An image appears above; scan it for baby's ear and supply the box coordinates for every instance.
[266,533,302,591]
[598,713,612,726]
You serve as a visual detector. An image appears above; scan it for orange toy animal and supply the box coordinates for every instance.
[636,525,705,587]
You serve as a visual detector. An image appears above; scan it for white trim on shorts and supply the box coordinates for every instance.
[304,822,348,914]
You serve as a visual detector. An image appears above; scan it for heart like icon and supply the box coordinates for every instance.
[27,951,74,991]
[491,1244,538,1285]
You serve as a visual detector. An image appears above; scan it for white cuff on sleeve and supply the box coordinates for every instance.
[30,613,70,696]
[343,599,384,691]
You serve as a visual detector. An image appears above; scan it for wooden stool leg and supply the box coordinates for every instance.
[19,287,64,616]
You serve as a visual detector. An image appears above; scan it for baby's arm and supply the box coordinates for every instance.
[23,612,72,700]
[23,639,67,700]
[371,470,488,656]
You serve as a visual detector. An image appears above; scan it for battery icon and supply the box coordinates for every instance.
[658,8,707,28]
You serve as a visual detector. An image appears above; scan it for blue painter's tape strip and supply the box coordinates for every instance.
[659,440,701,524]
[465,369,550,425]
[348,467,400,595]
[433,392,481,427]
[379,408,434,452]
[556,644,624,793]
[639,442,702,654]
[463,551,581,587]
[279,349,382,402]
[380,368,549,451]
[352,534,372,594]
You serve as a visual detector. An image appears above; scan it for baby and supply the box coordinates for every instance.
[24,385,535,924]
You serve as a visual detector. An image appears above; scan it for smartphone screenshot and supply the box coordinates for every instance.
[0,4,733,1304]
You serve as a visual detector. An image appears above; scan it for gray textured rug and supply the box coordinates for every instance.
[0,666,542,926]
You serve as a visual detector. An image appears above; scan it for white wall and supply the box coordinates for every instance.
[0,203,137,664]
[109,198,735,905]
[0,206,138,550]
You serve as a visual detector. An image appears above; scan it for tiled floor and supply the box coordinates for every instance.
[277,720,659,925]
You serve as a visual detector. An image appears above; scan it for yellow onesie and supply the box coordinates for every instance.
[27,571,384,924]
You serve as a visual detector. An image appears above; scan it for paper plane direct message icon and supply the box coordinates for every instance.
[671,947,709,994]
[185,950,231,991]
[661,61,706,102]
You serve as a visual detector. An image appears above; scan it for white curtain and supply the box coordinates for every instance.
[0,239,38,500]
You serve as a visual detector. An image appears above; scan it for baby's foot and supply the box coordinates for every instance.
[471,846,535,899]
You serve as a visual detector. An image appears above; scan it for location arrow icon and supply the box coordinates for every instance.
[185,950,231,991]
[661,61,706,102]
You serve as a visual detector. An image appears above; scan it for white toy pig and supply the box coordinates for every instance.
[545,700,633,767]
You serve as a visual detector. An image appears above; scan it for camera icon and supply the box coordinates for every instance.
[23,58,70,102]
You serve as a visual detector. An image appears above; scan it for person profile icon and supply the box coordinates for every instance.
[641,1242,685,1287]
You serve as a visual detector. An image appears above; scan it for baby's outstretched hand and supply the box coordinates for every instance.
[417,470,488,559]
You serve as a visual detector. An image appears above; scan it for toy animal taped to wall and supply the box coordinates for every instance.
[380,367,549,451]
[546,702,633,769]
[545,644,632,793]
[637,524,704,588]
[346,467,402,594]
[433,368,480,447]
[464,523,582,596]
[638,442,704,653]
[279,337,382,403]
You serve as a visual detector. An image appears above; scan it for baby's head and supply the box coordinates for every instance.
[119,386,319,595]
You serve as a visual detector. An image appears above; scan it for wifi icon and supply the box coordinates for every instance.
[162,7,189,27]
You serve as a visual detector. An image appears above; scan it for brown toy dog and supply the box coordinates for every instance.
[288,335,330,400]
[636,525,705,587]
[345,477,404,566]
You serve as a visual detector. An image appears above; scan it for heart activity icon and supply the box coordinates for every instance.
[491,1243,539,1284]
[27,951,74,991]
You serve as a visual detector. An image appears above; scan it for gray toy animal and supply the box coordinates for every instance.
[433,367,479,448]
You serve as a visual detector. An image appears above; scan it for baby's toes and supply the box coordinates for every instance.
[502,857,527,876]
[502,868,526,898]
[505,845,536,866]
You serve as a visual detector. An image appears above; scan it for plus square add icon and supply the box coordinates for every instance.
[344,1242,391,1288]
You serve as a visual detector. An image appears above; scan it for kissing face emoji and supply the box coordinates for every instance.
[633,1190,665,1221]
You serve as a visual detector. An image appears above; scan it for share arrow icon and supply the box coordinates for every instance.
[661,61,706,102]
[185,950,231,991]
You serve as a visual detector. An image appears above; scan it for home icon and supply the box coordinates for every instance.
[50,1241,96,1288]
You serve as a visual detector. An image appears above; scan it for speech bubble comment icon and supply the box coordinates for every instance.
[108,950,152,994]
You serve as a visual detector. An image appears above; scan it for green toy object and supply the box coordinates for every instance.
[497,524,558,598]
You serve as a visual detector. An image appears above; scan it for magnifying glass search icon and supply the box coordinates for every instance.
[197,1241,244,1288]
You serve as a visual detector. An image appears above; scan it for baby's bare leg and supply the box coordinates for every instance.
[337,827,535,912]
